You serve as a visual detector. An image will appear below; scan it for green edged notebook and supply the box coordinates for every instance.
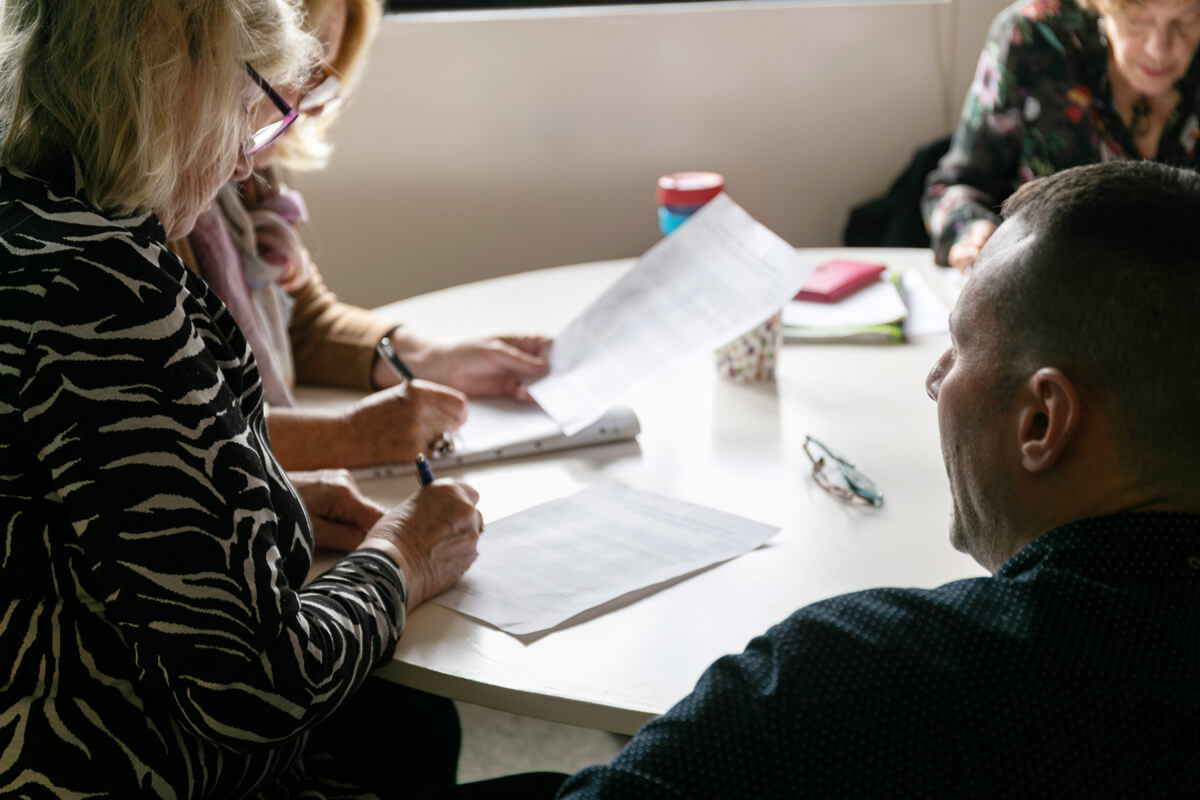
[782,271,906,344]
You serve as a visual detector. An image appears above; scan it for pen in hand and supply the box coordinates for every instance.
[377,336,415,382]
[415,453,435,486]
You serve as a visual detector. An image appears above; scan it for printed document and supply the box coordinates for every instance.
[434,483,779,637]
[455,399,562,451]
[528,194,812,433]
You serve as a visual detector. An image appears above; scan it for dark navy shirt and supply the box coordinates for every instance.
[558,512,1200,797]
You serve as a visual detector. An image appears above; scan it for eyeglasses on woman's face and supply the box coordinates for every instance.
[243,63,298,155]
[297,66,342,115]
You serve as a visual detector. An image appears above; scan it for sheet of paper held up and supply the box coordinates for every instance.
[434,483,779,637]
[527,194,812,434]
[898,269,951,336]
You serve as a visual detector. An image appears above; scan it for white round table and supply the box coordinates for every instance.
[304,247,984,734]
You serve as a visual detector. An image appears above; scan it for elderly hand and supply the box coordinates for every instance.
[358,479,482,609]
[339,380,468,468]
[265,381,466,472]
[376,334,552,402]
[290,469,385,553]
[947,220,997,274]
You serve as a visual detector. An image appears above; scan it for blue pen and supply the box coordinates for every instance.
[415,453,435,486]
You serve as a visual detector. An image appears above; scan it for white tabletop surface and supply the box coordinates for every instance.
[303,247,985,735]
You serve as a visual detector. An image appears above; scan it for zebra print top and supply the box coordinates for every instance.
[0,164,408,798]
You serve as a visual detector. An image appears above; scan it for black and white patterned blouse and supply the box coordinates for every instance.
[0,163,407,798]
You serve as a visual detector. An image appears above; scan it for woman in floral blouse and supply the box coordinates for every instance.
[923,0,1200,271]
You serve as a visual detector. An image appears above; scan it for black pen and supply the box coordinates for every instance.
[415,453,435,486]
[376,336,414,382]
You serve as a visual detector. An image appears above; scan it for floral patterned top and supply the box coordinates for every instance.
[921,0,1200,265]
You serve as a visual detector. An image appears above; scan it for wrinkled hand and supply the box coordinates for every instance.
[947,220,997,274]
[358,479,483,609]
[291,469,386,553]
[340,380,468,468]
[402,336,552,402]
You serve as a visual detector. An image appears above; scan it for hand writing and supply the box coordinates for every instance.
[341,380,468,467]
[358,479,483,609]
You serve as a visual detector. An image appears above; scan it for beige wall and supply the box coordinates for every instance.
[290,0,1008,307]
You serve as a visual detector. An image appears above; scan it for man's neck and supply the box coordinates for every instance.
[1019,484,1199,555]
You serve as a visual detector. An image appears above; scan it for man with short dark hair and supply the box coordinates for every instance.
[556,160,1200,798]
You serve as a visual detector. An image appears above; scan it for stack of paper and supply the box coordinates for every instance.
[782,266,951,343]
[783,272,908,344]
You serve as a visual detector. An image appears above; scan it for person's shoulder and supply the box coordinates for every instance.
[761,577,1006,687]
[0,170,205,359]
[996,0,1096,25]
[989,0,1099,47]
[30,236,186,334]
[2,167,173,277]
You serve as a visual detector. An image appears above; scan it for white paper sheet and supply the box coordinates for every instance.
[782,276,908,328]
[349,401,640,479]
[434,483,780,637]
[898,269,951,336]
[527,194,812,433]
[453,399,563,452]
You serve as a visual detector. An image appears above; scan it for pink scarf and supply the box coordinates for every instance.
[186,170,313,406]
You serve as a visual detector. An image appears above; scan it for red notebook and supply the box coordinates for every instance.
[794,260,887,303]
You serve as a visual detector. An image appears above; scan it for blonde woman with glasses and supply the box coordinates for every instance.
[173,0,553,478]
[0,1,563,796]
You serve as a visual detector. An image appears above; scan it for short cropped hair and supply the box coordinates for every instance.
[993,160,1200,487]
[0,0,319,231]
[276,0,382,171]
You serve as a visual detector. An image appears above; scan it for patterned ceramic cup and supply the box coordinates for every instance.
[715,309,782,383]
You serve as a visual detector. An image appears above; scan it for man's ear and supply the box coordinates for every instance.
[1016,367,1080,473]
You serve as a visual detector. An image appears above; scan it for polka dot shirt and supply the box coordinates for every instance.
[557,512,1200,798]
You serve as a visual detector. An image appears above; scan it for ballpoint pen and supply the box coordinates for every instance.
[376,337,456,457]
[415,453,435,486]
[376,335,414,382]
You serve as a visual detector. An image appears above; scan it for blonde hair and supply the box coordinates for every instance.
[0,0,320,233]
[275,0,382,171]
